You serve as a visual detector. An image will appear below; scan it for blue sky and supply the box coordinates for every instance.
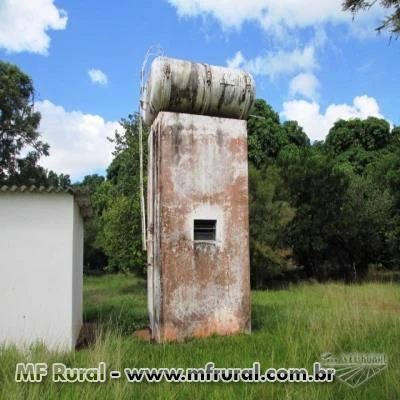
[0,0,399,181]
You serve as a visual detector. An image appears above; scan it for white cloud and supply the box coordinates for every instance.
[167,0,388,43]
[88,69,108,86]
[226,51,245,69]
[0,0,67,54]
[36,100,121,180]
[168,0,343,30]
[167,0,384,35]
[289,72,320,100]
[356,59,375,72]
[281,95,384,142]
[226,46,317,79]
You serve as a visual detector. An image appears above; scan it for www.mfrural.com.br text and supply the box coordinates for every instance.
[15,362,335,384]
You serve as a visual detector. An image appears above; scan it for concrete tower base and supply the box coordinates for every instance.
[147,111,251,342]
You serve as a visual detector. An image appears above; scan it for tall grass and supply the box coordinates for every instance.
[1,275,399,399]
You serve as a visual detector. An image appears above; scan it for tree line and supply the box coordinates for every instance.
[78,103,400,286]
[247,100,400,286]
[2,60,399,286]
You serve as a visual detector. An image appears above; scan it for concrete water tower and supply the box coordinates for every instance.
[142,57,255,342]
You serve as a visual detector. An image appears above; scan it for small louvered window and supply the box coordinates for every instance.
[194,219,216,241]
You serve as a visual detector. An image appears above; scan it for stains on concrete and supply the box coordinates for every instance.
[147,112,251,342]
[170,122,184,165]
[216,128,223,148]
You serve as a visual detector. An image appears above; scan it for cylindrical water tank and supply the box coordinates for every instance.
[141,56,256,125]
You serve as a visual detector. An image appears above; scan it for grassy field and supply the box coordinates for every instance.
[1,275,399,399]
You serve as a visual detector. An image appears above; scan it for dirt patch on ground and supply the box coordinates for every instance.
[375,303,400,314]
[133,327,151,342]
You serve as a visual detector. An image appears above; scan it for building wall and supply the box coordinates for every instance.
[0,193,82,351]
[148,111,251,342]
[72,199,84,347]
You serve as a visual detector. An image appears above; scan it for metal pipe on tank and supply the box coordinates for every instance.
[141,57,256,125]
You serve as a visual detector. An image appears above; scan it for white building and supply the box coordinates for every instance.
[0,185,91,351]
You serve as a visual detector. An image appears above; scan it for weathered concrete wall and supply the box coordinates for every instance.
[147,111,251,342]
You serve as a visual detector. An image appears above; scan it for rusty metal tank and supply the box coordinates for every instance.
[141,56,256,125]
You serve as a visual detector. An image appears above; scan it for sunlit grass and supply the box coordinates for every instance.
[1,275,399,399]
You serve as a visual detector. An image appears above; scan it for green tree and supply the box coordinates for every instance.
[7,153,48,186]
[247,99,284,167]
[324,117,391,174]
[284,148,350,279]
[76,174,105,194]
[343,0,400,37]
[391,126,400,145]
[282,120,310,148]
[370,146,400,266]
[247,99,310,168]
[249,164,295,287]
[284,141,395,280]
[74,174,107,271]
[326,117,391,153]
[74,115,148,274]
[337,173,393,279]
[5,154,71,187]
[96,192,143,273]
[94,114,147,273]
[0,61,49,183]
